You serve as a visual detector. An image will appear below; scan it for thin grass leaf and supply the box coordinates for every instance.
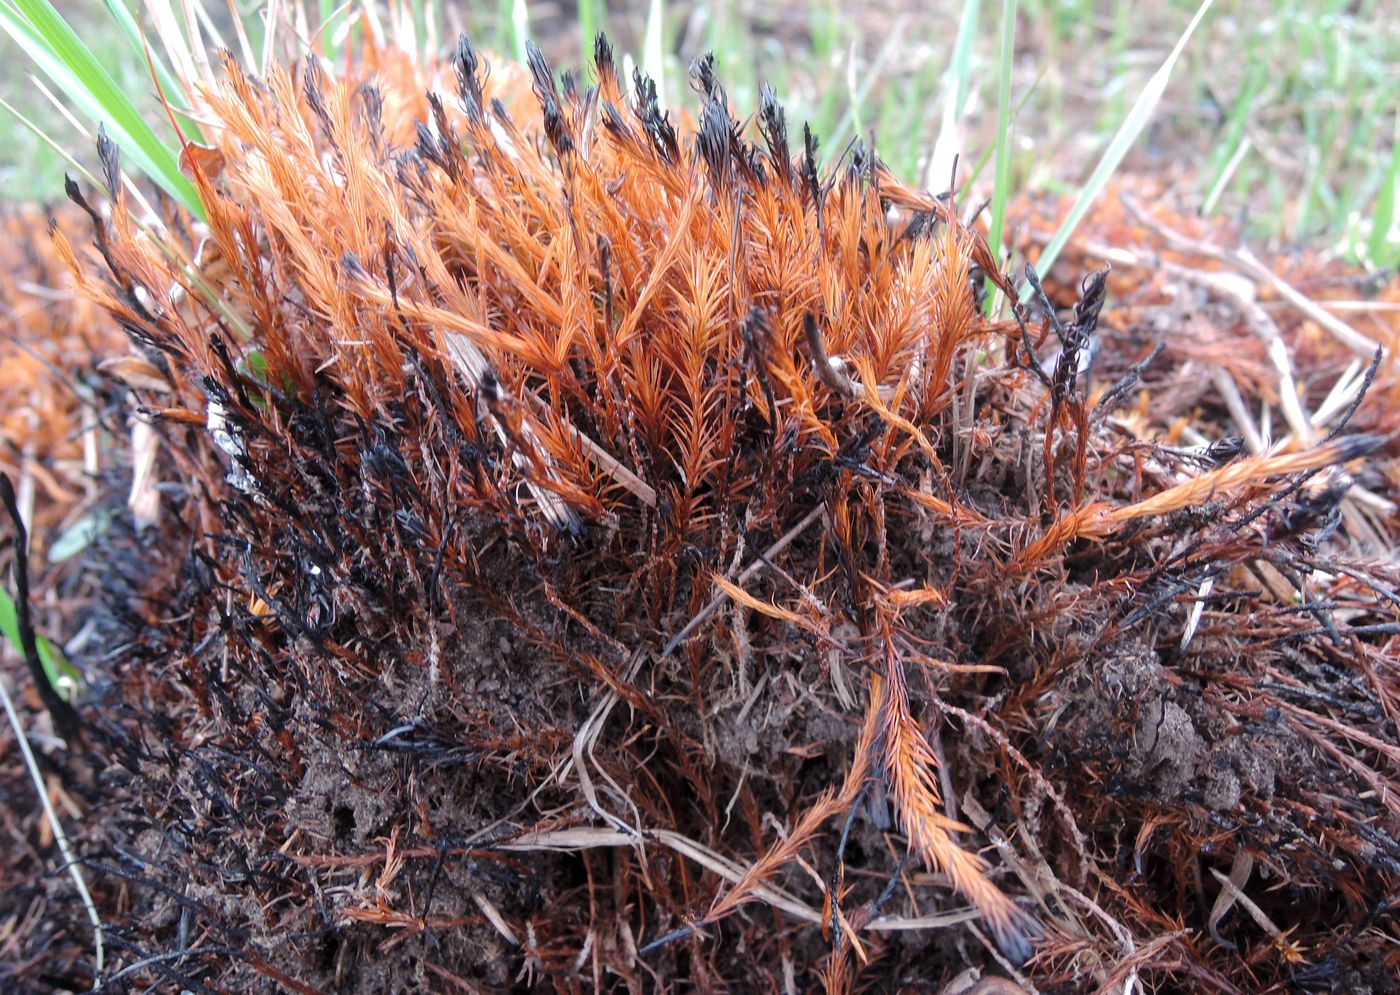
[0,92,107,190]
[844,39,862,145]
[0,647,101,981]
[928,0,981,190]
[1366,122,1399,268]
[888,64,933,180]
[1198,34,1268,218]
[578,0,602,72]
[1024,0,1215,298]
[1201,135,1251,217]
[47,508,116,564]
[137,0,194,84]
[260,0,280,73]
[23,72,165,223]
[493,0,511,62]
[985,0,1015,313]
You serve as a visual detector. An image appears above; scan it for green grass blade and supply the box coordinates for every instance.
[1198,35,1268,219]
[1366,123,1399,267]
[578,0,603,72]
[48,508,115,563]
[986,0,1016,312]
[949,0,981,120]
[0,588,83,701]
[1200,135,1251,217]
[1025,0,1215,297]
[0,0,201,216]
[102,0,207,142]
[318,0,335,57]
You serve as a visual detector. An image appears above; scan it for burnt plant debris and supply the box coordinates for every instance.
[0,31,1397,995]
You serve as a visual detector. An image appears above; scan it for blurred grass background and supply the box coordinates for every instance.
[1,0,1396,266]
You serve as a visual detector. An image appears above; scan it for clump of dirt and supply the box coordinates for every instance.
[1050,620,1296,815]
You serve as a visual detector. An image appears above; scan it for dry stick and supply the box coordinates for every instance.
[440,332,580,533]
[1013,434,1382,569]
[804,313,860,398]
[498,824,984,938]
[1068,229,1392,567]
[0,476,104,986]
[662,503,827,657]
[1171,262,1315,445]
[943,702,1089,879]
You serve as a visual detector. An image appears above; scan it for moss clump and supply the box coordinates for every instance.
[1,32,1396,995]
